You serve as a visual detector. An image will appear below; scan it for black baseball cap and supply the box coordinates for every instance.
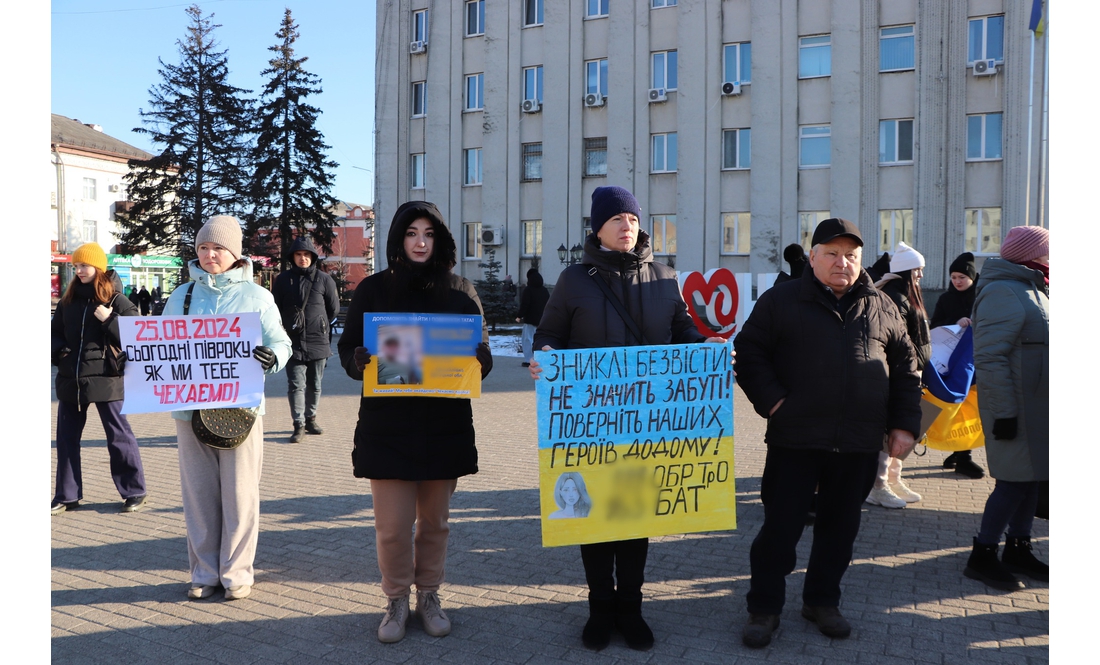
[811,218,863,247]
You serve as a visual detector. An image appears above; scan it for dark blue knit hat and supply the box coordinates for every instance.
[590,186,642,235]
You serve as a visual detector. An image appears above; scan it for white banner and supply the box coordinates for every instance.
[118,313,264,414]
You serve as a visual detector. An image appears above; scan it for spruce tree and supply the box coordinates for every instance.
[246,8,340,271]
[119,4,254,262]
[474,249,514,332]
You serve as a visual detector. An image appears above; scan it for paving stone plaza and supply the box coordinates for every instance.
[51,347,1049,664]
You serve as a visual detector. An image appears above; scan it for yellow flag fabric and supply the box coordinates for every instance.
[921,387,985,451]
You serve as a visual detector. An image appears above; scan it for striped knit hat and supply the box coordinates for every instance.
[1000,226,1049,264]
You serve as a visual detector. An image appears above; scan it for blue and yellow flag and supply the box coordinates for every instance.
[1029,0,1046,38]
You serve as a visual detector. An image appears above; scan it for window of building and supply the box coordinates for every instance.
[799,125,831,168]
[464,222,483,259]
[651,215,677,255]
[880,25,915,71]
[586,59,608,96]
[652,0,678,8]
[463,148,483,185]
[522,142,542,182]
[651,50,678,90]
[967,113,1002,160]
[723,42,752,84]
[584,137,607,177]
[651,133,678,173]
[722,128,751,169]
[410,153,425,189]
[523,66,544,103]
[721,213,751,255]
[465,0,485,37]
[799,35,831,78]
[412,9,428,43]
[799,211,830,250]
[465,73,484,111]
[878,209,914,252]
[968,15,1004,64]
[965,208,1002,255]
[586,0,609,19]
[522,220,542,256]
[83,177,96,200]
[410,154,428,192]
[581,218,592,238]
[412,81,427,117]
[524,0,543,27]
[879,119,913,164]
[82,219,97,244]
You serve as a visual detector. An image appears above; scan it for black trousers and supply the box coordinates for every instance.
[580,538,648,603]
[746,446,878,614]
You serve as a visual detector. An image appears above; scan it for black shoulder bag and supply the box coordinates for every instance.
[587,267,649,345]
[184,282,258,450]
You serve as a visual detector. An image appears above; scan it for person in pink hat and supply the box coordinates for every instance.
[963,225,1049,591]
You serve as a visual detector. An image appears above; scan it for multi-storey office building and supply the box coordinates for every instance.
[375,0,1048,290]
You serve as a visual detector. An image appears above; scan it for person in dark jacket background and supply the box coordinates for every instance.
[531,186,724,652]
[51,242,147,515]
[273,237,340,443]
[734,218,921,648]
[774,243,807,285]
[866,241,930,509]
[930,252,986,478]
[514,267,549,366]
[338,201,493,644]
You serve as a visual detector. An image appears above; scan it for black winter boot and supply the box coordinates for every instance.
[943,452,961,469]
[1002,536,1048,581]
[963,537,1024,591]
[582,598,614,651]
[305,417,323,435]
[289,423,304,443]
[614,597,654,651]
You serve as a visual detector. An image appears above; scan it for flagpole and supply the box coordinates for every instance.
[1024,27,1036,227]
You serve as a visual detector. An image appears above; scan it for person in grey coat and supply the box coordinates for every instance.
[272,237,340,443]
[964,225,1049,590]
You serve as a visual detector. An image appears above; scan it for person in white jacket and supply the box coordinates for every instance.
[161,215,292,602]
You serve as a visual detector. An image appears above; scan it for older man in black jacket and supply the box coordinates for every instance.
[734,218,922,648]
[273,237,340,443]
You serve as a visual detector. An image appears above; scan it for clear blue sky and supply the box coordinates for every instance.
[51,0,377,206]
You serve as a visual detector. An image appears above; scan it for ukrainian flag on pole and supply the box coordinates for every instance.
[1029,0,1046,38]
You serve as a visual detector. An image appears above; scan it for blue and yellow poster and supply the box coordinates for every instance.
[535,344,736,547]
[362,313,483,398]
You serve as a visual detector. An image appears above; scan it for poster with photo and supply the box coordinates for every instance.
[535,344,737,547]
[362,312,483,398]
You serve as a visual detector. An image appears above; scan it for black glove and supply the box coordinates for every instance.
[253,345,277,371]
[475,341,493,379]
[353,346,372,372]
[992,417,1018,441]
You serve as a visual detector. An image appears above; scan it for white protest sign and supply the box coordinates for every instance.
[118,313,264,414]
[929,325,964,375]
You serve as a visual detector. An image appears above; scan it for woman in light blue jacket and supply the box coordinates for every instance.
[162,215,292,601]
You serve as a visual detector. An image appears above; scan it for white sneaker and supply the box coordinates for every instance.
[865,486,907,509]
[890,480,922,503]
[416,589,452,637]
[377,595,410,643]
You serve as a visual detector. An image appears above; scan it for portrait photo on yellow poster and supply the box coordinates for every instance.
[362,313,483,398]
[535,344,736,547]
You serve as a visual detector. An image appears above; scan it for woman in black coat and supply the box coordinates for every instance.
[515,268,549,366]
[338,201,492,644]
[929,252,985,478]
[51,243,147,515]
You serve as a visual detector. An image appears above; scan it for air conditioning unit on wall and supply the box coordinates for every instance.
[522,99,542,113]
[648,88,668,103]
[584,93,605,108]
[409,40,427,54]
[972,59,997,76]
[481,227,504,245]
[722,81,742,96]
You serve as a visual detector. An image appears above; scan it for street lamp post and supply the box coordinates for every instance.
[557,243,583,266]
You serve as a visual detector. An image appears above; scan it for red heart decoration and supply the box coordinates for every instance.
[680,268,739,339]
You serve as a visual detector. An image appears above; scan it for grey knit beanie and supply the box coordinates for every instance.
[195,215,243,259]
